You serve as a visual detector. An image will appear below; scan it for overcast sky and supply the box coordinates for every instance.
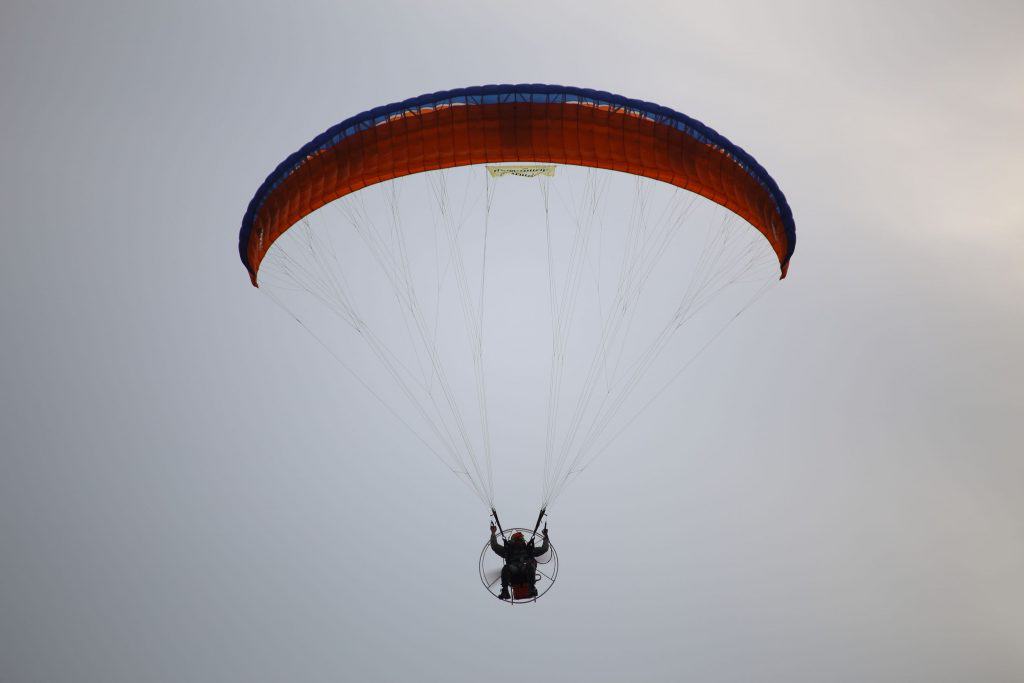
[2,1,1023,681]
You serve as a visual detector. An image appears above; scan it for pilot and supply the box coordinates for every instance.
[489,525,549,600]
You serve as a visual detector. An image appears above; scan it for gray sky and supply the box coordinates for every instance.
[2,1,1023,681]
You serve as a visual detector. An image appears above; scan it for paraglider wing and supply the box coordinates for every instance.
[239,84,795,286]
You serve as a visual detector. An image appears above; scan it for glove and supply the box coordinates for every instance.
[490,524,497,534]
[542,528,549,537]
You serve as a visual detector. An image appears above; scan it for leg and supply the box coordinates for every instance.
[498,565,511,600]
[528,559,539,597]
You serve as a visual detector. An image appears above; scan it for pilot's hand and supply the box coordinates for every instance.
[542,528,549,537]
[490,524,497,535]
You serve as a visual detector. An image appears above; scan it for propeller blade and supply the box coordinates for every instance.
[483,568,503,589]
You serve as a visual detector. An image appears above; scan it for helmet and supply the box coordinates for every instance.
[510,531,526,543]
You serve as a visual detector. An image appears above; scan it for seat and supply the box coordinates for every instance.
[511,582,538,601]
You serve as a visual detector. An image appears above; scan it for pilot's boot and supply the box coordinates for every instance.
[498,586,511,600]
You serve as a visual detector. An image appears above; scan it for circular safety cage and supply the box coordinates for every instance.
[479,527,558,604]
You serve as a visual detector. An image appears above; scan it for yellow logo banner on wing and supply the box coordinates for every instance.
[486,165,556,178]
